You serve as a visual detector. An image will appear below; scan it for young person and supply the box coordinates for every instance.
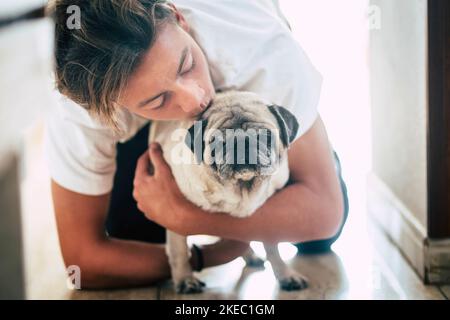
[47,0,348,289]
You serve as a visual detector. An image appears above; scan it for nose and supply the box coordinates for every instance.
[176,81,206,114]
[232,162,257,172]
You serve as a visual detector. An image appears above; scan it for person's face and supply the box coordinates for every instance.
[119,16,215,121]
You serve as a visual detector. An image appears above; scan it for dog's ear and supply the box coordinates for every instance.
[267,104,299,147]
[185,119,208,163]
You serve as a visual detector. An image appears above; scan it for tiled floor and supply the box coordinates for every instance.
[70,226,446,300]
[21,122,448,300]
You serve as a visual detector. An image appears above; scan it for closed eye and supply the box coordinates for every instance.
[144,94,165,110]
[180,55,196,76]
[137,47,195,110]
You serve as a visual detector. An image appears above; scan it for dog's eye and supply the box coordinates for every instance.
[257,130,274,155]
[208,136,225,164]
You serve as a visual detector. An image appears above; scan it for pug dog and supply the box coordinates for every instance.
[149,90,309,294]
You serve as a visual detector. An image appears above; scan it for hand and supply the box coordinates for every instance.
[133,143,188,232]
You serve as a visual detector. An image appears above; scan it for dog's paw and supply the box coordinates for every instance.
[175,275,206,294]
[244,255,266,268]
[278,272,309,291]
[242,250,266,268]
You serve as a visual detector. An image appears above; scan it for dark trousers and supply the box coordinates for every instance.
[105,124,166,244]
[105,123,349,254]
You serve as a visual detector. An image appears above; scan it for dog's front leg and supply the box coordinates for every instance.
[263,243,308,291]
[166,230,205,294]
[242,246,266,268]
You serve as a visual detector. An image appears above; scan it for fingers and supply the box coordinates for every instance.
[149,142,172,177]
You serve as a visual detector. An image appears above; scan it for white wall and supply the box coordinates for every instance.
[370,0,427,228]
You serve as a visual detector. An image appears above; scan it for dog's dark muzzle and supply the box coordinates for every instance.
[210,129,276,179]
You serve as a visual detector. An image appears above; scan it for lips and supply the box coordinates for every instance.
[201,98,212,110]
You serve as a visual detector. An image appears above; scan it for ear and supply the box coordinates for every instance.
[168,3,190,32]
[267,105,299,147]
[184,119,208,163]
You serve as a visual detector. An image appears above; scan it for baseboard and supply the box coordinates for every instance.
[424,239,450,284]
[367,173,450,284]
[367,173,427,279]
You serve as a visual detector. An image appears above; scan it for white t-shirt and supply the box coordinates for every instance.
[44,0,322,196]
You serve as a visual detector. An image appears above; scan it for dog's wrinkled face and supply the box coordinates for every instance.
[185,91,299,187]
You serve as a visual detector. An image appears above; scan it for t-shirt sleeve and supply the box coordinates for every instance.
[44,95,118,196]
[267,35,323,141]
[231,21,323,141]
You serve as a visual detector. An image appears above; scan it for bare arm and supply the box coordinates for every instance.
[135,116,344,244]
[51,181,250,289]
